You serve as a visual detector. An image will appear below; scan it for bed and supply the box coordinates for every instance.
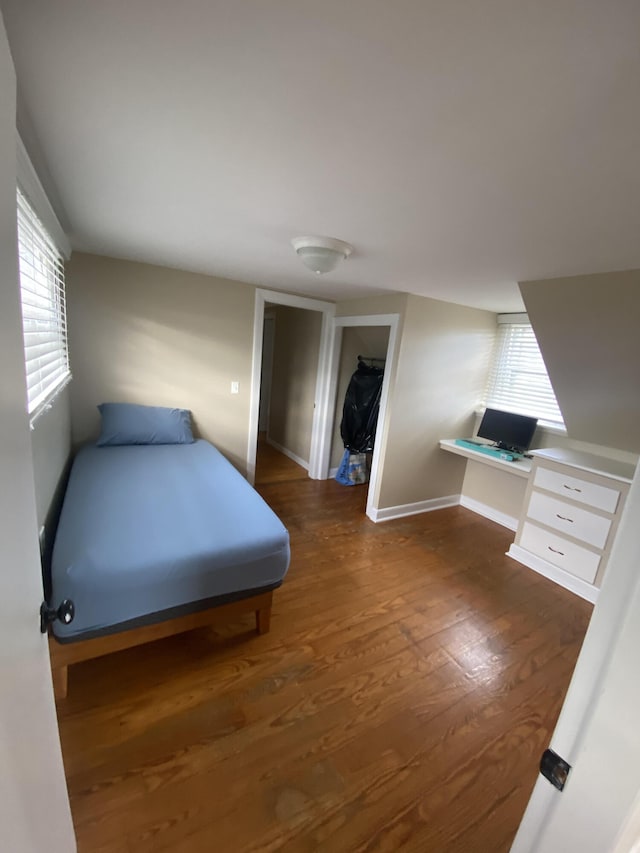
[48,404,290,698]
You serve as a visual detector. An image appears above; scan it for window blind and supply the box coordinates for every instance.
[484,313,565,428]
[17,187,70,422]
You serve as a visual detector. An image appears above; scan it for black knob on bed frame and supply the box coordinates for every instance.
[40,599,75,634]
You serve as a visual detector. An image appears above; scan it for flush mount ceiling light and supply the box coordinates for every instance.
[291,235,353,275]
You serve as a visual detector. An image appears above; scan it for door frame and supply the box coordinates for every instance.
[330,314,399,522]
[247,288,336,484]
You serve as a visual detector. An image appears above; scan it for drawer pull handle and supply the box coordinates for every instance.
[556,514,574,523]
[548,546,565,556]
[563,484,582,493]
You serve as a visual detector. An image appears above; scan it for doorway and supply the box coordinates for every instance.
[330,326,390,509]
[248,295,399,522]
[330,314,399,521]
[247,289,335,485]
[258,303,324,473]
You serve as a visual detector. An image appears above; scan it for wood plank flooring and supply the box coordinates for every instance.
[55,446,592,852]
[255,433,309,485]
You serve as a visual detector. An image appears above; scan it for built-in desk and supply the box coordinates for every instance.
[439,439,532,531]
[440,439,636,602]
[508,448,635,602]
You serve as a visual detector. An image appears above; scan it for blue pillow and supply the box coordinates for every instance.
[97,403,194,446]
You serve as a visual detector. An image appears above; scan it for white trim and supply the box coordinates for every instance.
[329,466,339,479]
[369,495,460,523]
[334,314,399,329]
[265,436,309,471]
[309,308,338,479]
[16,135,70,258]
[460,496,519,531]
[247,288,335,485]
[29,372,71,428]
[332,314,400,522]
[506,543,599,603]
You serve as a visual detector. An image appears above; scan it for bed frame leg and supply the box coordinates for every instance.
[256,602,272,635]
[52,665,68,701]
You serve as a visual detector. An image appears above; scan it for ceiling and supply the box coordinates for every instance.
[3,0,640,312]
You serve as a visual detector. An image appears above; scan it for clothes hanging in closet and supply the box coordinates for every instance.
[340,359,384,453]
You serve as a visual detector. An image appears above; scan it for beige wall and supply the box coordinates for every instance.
[330,326,390,469]
[336,292,407,318]
[461,462,528,527]
[521,271,640,454]
[268,305,322,464]
[66,252,256,472]
[377,293,496,509]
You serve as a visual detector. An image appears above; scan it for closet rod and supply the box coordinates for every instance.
[358,354,386,365]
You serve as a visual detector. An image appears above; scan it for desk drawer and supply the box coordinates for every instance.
[533,466,621,513]
[520,522,601,583]
[527,491,612,549]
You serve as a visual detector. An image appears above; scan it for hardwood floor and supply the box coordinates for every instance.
[255,433,309,485]
[56,448,592,852]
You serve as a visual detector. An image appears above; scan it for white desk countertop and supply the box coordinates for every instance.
[531,447,636,483]
[439,439,532,479]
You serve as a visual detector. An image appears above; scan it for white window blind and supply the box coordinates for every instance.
[17,186,70,422]
[484,313,565,428]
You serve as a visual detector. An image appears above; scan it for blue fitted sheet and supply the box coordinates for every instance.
[51,440,290,641]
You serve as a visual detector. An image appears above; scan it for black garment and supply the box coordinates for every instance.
[340,361,384,453]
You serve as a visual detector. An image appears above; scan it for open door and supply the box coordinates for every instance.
[511,466,640,852]
[0,18,75,851]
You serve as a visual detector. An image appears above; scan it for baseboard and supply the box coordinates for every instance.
[459,496,519,531]
[507,543,599,604]
[369,495,460,523]
[265,436,309,471]
[328,466,339,479]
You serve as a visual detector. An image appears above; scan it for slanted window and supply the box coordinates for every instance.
[16,186,70,423]
[484,313,565,429]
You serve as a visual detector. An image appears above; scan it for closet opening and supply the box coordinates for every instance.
[329,317,398,519]
[256,303,323,482]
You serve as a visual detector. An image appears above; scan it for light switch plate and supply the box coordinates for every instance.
[231,381,239,394]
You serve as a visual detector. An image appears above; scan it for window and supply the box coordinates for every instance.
[484,313,565,429]
[17,186,70,422]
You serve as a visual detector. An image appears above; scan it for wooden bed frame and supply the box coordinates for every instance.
[48,589,273,700]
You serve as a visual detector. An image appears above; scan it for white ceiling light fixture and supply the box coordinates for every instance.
[291,235,353,275]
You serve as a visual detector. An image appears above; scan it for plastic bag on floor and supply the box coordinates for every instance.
[335,450,368,486]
